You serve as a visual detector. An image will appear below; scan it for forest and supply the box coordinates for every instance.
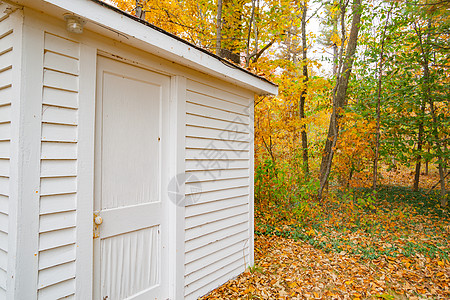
[110,0,449,298]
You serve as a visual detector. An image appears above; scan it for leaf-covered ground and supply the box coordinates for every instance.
[201,171,450,299]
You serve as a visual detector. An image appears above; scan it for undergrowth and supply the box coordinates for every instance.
[255,185,450,260]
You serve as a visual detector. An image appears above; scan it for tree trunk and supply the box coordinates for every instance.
[332,43,338,76]
[373,7,392,190]
[221,0,244,64]
[245,0,256,67]
[413,101,425,191]
[318,0,363,199]
[299,2,309,174]
[135,0,145,19]
[216,0,223,56]
[414,18,447,205]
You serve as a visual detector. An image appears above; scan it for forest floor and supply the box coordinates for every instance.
[201,169,450,299]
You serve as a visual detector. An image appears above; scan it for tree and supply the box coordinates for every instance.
[318,0,363,199]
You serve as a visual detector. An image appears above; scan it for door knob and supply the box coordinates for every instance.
[94,216,103,225]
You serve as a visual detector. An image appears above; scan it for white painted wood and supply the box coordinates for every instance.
[186,102,249,126]
[186,148,250,161]
[37,278,75,300]
[186,159,249,171]
[185,205,249,230]
[41,141,77,160]
[38,261,76,289]
[43,33,79,59]
[183,79,254,299]
[39,228,76,251]
[40,159,77,177]
[43,50,79,75]
[185,213,248,241]
[94,56,170,300]
[0,212,7,234]
[187,79,252,106]
[0,87,11,106]
[42,105,77,125]
[40,194,76,215]
[38,243,76,270]
[75,43,96,300]
[186,114,249,133]
[12,12,42,299]
[0,50,12,72]
[41,123,77,142]
[2,7,22,298]
[185,168,249,182]
[184,237,248,276]
[37,32,80,300]
[0,104,11,123]
[186,92,249,117]
[100,70,160,209]
[185,195,249,218]
[185,221,249,253]
[0,231,7,252]
[0,67,12,89]
[0,195,7,215]
[248,100,255,268]
[186,125,249,142]
[39,211,76,233]
[167,75,187,300]
[101,226,161,300]
[42,86,78,108]
[43,69,78,92]
[185,246,249,286]
[186,186,250,206]
[185,258,247,299]
[40,176,77,196]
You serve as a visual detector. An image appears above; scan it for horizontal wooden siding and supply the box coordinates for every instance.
[184,80,252,299]
[37,32,79,300]
[0,4,14,298]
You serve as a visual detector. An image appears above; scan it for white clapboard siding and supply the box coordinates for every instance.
[184,80,252,299]
[38,33,79,299]
[0,6,13,296]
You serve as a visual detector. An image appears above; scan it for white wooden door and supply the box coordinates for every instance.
[94,56,170,300]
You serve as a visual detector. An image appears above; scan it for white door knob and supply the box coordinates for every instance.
[94,216,103,225]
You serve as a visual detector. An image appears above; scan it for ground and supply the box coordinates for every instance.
[201,169,450,299]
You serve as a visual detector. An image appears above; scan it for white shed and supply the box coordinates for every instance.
[0,0,277,299]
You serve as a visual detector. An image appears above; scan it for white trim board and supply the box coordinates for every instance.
[9,0,278,96]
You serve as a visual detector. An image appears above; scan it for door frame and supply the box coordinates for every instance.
[93,55,171,300]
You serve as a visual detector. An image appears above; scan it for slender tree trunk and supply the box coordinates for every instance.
[299,2,309,174]
[425,147,429,175]
[245,0,256,67]
[415,18,447,205]
[216,0,223,56]
[332,43,338,76]
[413,101,425,191]
[136,0,145,19]
[318,0,362,199]
[373,8,392,190]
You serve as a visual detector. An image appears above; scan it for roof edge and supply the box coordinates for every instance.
[14,0,278,95]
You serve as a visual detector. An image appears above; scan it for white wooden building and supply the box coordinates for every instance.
[0,0,277,299]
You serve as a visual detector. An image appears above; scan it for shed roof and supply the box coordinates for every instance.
[11,0,278,95]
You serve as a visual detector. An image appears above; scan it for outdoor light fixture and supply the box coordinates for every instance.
[64,14,85,34]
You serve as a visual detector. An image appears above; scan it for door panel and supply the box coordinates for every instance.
[94,56,169,300]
